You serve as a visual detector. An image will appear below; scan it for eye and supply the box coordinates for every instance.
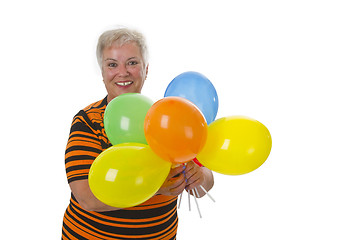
[128,60,139,66]
[107,62,117,68]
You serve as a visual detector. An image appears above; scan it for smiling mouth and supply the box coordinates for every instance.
[116,81,133,86]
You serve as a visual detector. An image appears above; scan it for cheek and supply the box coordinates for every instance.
[130,67,142,76]
[102,70,115,82]
[139,67,148,79]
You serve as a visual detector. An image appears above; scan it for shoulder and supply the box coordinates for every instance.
[82,97,107,120]
[73,97,107,124]
[83,97,108,113]
[70,97,111,149]
[70,97,107,133]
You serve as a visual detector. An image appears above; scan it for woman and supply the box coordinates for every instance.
[62,27,214,239]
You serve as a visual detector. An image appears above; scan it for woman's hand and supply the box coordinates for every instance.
[157,160,214,198]
[183,161,203,190]
[156,165,187,196]
[184,161,214,198]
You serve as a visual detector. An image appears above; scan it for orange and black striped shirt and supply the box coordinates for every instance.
[62,97,178,240]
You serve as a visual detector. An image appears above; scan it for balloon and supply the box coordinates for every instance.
[104,93,153,145]
[89,143,171,208]
[197,116,272,175]
[164,71,218,124]
[144,97,207,164]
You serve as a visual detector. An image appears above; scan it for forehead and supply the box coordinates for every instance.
[103,42,142,58]
[103,42,140,53]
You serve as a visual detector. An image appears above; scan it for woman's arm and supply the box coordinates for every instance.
[156,165,187,196]
[65,113,121,212]
[71,165,188,211]
[70,163,212,211]
[70,179,122,212]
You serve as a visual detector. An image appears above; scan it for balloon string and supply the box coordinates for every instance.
[188,190,191,211]
[192,189,202,218]
[177,162,214,218]
[199,185,216,203]
[178,192,183,209]
[194,187,200,198]
[178,187,214,218]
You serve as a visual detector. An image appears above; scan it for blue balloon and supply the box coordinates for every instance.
[164,71,218,124]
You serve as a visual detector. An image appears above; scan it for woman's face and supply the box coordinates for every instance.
[101,42,148,102]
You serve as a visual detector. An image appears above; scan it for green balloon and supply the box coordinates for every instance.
[104,93,153,145]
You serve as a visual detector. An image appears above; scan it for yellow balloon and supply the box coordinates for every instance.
[89,143,171,208]
[197,116,272,175]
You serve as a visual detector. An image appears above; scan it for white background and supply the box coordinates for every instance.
[1,0,359,239]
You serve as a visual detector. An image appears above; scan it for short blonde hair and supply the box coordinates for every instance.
[96,27,149,69]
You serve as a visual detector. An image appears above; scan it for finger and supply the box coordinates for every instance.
[168,178,186,196]
[186,174,201,189]
[184,161,199,173]
[186,178,201,191]
[169,165,186,179]
[169,174,186,189]
[184,164,201,180]
[185,168,204,190]
[184,167,196,180]
[158,176,185,196]
[184,161,195,171]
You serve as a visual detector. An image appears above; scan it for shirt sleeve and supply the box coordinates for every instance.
[65,112,103,183]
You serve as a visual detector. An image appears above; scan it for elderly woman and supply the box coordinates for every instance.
[62,27,214,240]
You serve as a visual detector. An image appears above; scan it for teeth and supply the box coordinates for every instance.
[116,81,132,86]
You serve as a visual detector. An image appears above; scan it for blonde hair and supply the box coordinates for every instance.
[96,27,149,69]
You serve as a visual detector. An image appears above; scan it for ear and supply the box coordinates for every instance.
[145,64,149,79]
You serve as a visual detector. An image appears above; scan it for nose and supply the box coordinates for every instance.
[117,64,129,77]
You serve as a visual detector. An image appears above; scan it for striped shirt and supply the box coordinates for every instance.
[62,97,178,239]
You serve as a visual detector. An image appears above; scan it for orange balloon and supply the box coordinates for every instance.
[144,97,207,164]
